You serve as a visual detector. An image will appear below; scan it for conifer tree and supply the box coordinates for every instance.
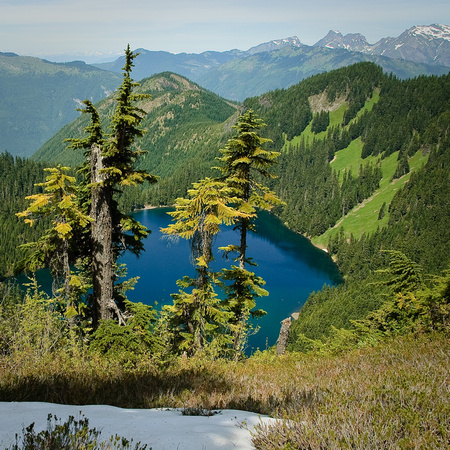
[216,109,284,357]
[16,166,92,305]
[67,45,157,327]
[311,110,330,134]
[161,177,247,355]
[393,151,410,180]
[377,250,423,294]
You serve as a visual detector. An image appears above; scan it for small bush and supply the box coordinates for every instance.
[10,413,149,450]
[181,406,220,417]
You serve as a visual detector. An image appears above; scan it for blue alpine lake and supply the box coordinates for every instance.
[121,207,342,352]
[16,207,342,353]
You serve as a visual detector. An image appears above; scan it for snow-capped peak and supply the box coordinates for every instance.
[272,36,302,46]
[246,36,302,55]
[314,24,450,68]
[409,24,450,42]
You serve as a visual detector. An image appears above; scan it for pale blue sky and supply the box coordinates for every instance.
[1,0,449,59]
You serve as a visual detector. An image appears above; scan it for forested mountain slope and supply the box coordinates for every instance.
[18,64,450,338]
[33,72,239,210]
[0,53,121,157]
[243,64,450,253]
[33,64,450,267]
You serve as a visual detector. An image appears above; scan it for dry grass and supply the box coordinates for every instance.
[1,333,448,448]
[251,334,450,449]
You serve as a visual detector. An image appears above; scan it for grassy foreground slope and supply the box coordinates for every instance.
[0,326,448,448]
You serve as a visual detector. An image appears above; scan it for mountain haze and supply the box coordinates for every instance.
[195,44,449,100]
[93,37,302,82]
[0,53,121,157]
[93,29,450,101]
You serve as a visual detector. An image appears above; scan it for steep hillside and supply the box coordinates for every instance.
[34,64,450,268]
[33,72,239,206]
[0,153,46,277]
[240,65,450,257]
[0,53,121,157]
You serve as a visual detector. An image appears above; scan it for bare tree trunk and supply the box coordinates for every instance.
[62,238,77,329]
[233,179,250,357]
[62,238,71,300]
[90,144,122,327]
[239,219,248,270]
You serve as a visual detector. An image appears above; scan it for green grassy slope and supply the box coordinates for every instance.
[313,149,429,248]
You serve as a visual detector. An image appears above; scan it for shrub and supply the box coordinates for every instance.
[10,413,149,449]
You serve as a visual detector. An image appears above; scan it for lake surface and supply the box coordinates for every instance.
[121,207,342,352]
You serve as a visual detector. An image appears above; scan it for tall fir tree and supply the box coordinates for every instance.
[216,110,284,357]
[16,166,92,312]
[161,177,247,355]
[67,45,157,327]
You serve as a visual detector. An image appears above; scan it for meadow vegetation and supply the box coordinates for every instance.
[0,292,448,449]
[1,249,449,448]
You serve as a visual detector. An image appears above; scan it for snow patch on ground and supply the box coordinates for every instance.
[0,402,278,449]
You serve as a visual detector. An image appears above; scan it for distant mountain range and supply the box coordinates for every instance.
[93,24,450,100]
[93,36,303,81]
[0,53,121,157]
[314,24,450,67]
[193,45,448,101]
[1,24,449,157]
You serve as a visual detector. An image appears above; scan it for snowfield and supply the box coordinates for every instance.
[0,402,278,449]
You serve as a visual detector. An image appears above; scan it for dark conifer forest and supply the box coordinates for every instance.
[0,153,47,276]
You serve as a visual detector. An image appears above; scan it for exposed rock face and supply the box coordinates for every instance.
[276,317,292,355]
[314,24,450,68]
[314,30,370,52]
